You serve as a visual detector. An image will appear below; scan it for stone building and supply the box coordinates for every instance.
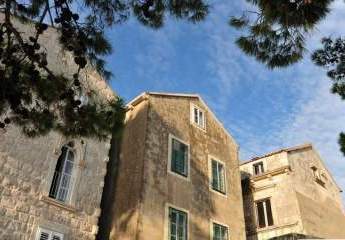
[240,143,345,240]
[0,17,115,240]
[100,92,246,240]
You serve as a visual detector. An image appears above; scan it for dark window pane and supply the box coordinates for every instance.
[257,201,266,228]
[265,199,274,226]
[212,161,219,190]
[194,108,198,124]
[171,139,187,176]
[253,162,264,175]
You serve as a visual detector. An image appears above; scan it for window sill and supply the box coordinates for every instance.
[168,170,190,182]
[191,122,206,133]
[40,195,77,213]
[210,187,227,198]
[256,221,299,233]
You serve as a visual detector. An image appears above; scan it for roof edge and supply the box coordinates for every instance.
[126,92,239,149]
[240,143,313,165]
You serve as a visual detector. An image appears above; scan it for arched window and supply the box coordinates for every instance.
[49,145,75,202]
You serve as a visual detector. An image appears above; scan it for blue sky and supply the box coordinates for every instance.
[105,0,345,202]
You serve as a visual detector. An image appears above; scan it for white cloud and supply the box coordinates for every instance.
[203,0,345,202]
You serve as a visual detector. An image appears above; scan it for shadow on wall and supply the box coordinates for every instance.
[146,106,217,239]
[97,102,219,239]
[241,171,258,240]
[96,132,122,240]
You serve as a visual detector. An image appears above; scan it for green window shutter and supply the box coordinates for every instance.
[171,138,188,176]
[212,160,218,190]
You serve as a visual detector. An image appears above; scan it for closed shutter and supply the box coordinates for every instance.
[38,231,49,240]
[52,234,63,240]
[36,228,63,240]
[171,138,188,176]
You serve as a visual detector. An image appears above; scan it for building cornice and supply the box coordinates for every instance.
[250,165,292,182]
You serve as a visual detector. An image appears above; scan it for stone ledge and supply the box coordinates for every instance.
[251,165,292,181]
[256,221,299,233]
[40,195,77,213]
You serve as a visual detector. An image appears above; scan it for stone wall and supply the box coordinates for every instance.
[288,148,345,238]
[105,99,150,240]
[109,93,246,240]
[241,145,345,240]
[0,125,111,239]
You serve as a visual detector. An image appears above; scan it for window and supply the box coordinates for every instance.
[211,159,226,194]
[253,162,264,175]
[311,166,325,187]
[192,105,205,129]
[49,145,75,202]
[169,136,189,177]
[168,207,188,240]
[256,199,274,228]
[212,223,229,240]
[36,227,63,240]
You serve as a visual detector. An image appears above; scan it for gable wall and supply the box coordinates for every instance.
[138,95,245,240]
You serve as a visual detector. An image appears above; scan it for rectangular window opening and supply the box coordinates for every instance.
[169,207,187,240]
[211,159,226,194]
[170,137,189,178]
[192,106,205,129]
[256,199,274,228]
[253,162,264,175]
[212,223,229,240]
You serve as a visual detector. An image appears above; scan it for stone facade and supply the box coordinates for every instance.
[240,144,345,240]
[0,126,111,240]
[0,16,115,240]
[102,92,246,240]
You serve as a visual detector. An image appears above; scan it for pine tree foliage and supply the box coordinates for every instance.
[0,0,208,139]
[339,132,345,156]
[312,37,345,156]
[230,0,332,68]
[312,37,345,99]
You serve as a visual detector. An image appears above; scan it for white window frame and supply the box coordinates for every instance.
[168,134,190,181]
[255,198,274,229]
[49,144,77,204]
[210,220,229,240]
[36,227,64,240]
[208,155,227,197]
[190,104,206,130]
[164,203,189,240]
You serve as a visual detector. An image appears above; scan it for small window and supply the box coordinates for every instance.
[256,199,274,228]
[212,223,229,240]
[49,145,75,202]
[169,136,189,177]
[192,105,205,129]
[211,159,226,194]
[168,207,188,240]
[311,166,325,187]
[253,162,264,175]
[36,227,63,240]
